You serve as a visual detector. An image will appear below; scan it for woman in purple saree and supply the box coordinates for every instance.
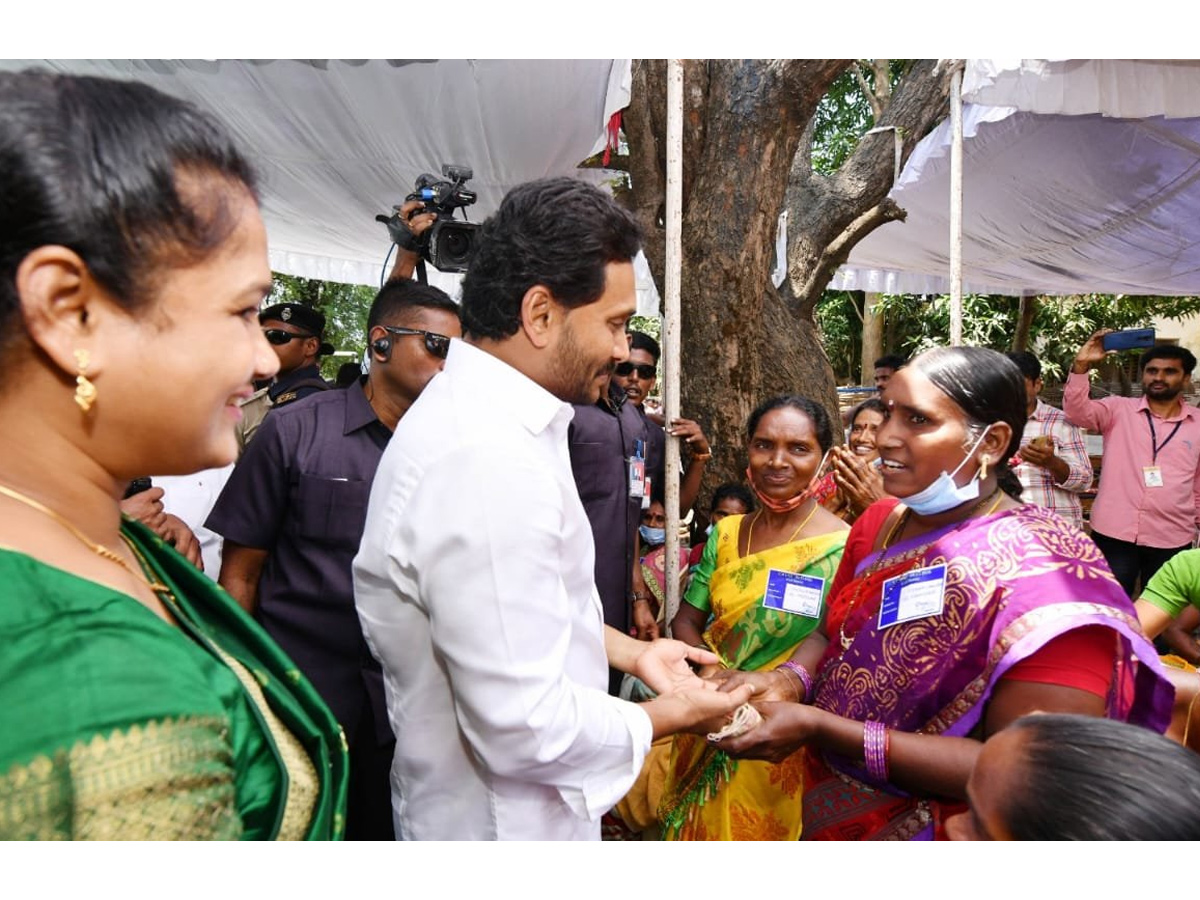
[715,347,1172,840]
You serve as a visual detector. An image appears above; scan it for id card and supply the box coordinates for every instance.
[628,457,646,498]
[1143,466,1164,488]
[878,564,946,629]
[762,568,826,618]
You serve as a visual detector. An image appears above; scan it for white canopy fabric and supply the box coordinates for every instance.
[1,59,646,301]
[832,59,1200,298]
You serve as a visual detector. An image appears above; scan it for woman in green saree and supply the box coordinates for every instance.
[660,396,848,840]
[0,70,348,839]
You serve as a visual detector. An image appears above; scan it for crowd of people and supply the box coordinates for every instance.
[3,68,1200,842]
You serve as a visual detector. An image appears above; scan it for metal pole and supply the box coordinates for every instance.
[663,60,684,632]
[949,66,964,346]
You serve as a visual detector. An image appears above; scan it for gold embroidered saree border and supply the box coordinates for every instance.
[0,716,242,840]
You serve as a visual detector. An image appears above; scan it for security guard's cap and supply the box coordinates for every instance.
[259,303,326,336]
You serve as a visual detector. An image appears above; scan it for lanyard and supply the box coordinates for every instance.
[1145,410,1184,463]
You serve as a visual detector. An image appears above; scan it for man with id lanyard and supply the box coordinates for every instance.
[1064,332,1200,596]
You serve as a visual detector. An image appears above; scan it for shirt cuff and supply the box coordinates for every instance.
[559,699,652,822]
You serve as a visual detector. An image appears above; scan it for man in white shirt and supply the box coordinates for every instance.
[353,178,749,840]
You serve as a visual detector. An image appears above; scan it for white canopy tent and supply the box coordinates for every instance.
[831,60,1200,298]
[0,59,666,308]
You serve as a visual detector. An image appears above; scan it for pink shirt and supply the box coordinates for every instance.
[1063,371,1200,547]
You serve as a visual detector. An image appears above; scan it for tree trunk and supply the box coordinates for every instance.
[625,59,955,504]
[626,60,850,492]
[1012,294,1038,351]
[860,292,885,384]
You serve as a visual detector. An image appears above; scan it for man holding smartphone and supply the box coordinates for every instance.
[1064,330,1200,596]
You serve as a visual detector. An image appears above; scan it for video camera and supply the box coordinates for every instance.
[377,164,479,273]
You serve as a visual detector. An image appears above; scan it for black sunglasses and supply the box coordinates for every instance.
[615,362,656,379]
[382,326,452,359]
[263,328,316,346]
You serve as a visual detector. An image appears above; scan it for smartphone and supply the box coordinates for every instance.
[1102,328,1156,352]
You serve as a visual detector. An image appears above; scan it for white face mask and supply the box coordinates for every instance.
[903,425,993,516]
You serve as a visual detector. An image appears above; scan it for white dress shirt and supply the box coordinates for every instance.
[353,340,652,840]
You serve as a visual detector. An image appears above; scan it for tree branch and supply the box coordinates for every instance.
[791,199,906,311]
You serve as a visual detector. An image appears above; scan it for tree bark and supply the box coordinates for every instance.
[860,292,885,384]
[1012,294,1039,351]
[625,59,955,502]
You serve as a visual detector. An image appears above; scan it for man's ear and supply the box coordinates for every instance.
[15,245,107,378]
[520,284,557,349]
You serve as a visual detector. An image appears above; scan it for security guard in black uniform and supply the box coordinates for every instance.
[235,303,333,451]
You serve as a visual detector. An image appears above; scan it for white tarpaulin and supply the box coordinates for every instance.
[832,59,1200,298]
[1,59,643,300]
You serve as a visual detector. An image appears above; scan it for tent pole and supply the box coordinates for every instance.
[949,65,964,346]
[663,59,684,633]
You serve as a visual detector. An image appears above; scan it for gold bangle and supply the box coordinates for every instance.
[632,597,650,605]
[692,451,712,460]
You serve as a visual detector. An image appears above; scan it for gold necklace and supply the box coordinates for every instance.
[0,481,169,592]
[745,500,819,556]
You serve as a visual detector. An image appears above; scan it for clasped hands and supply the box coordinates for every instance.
[628,640,821,758]
[695,666,825,763]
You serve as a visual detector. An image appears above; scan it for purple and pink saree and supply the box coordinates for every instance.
[802,502,1172,840]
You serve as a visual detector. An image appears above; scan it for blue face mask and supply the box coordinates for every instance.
[903,425,993,516]
[639,525,666,545]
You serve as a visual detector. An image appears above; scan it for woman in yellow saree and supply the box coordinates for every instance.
[660,396,847,840]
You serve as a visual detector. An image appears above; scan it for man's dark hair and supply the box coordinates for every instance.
[0,69,258,347]
[368,279,461,331]
[335,362,363,388]
[629,330,660,364]
[1005,351,1042,381]
[1141,344,1197,376]
[459,177,643,341]
[874,354,906,371]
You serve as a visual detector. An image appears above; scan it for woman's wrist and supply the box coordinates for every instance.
[776,659,814,702]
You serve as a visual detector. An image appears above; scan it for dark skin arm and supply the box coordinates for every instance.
[713,631,830,702]
[217,541,269,614]
[1164,605,1200,664]
[669,601,716,679]
[1136,599,1200,664]
[630,531,659,641]
[383,199,436,284]
[669,417,711,513]
[718,673,1106,801]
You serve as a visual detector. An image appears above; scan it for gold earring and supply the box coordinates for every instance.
[74,349,97,414]
[979,455,990,481]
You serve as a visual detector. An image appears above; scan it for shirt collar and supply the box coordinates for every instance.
[268,363,323,401]
[1135,393,1199,422]
[447,340,574,437]
[1031,399,1051,421]
[344,379,382,435]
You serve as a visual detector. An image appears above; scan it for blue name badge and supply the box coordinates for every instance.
[878,564,946,629]
[762,568,826,619]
